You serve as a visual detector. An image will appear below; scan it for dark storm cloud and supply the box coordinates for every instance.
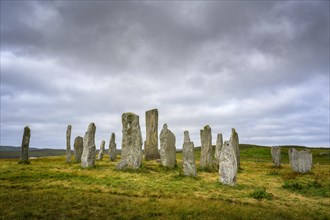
[1,1,329,148]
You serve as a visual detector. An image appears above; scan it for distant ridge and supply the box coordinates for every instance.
[0,146,66,159]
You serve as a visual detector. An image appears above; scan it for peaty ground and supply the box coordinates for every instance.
[0,146,329,220]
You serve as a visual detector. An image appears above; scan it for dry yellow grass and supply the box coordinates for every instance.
[0,150,329,219]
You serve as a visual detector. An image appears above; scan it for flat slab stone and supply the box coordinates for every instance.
[230,128,240,167]
[182,131,197,176]
[109,133,117,161]
[116,112,143,169]
[214,133,223,165]
[81,123,96,168]
[74,136,83,163]
[144,109,160,160]
[66,125,72,163]
[97,140,105,160]
[200,125,213,169]
[271,146,281,167]
[19,126,31,164]
[289,148,313,173]
[159,124,176,168]
[219,140,237,186]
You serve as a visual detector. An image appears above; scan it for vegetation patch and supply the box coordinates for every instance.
[249,187,273,200]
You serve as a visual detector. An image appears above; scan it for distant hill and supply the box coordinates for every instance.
[0,146,66,159]
[1,145,328,160]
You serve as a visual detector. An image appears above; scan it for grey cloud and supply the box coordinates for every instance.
[1,1,329,148]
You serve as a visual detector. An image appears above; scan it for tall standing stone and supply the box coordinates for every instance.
[230,128,240,167]
[200,125,213,169]
[214,133,223,164]
[144,109,160,160]
[271,146,281,167]
[66,125,72,163]
[97,140,105,160]
[116,112,143,169]
[74,136,83,163]
[219,140,237,186]
[182,131,197,176]
[159,124,176,168]
[81,123,96,168]
[288,148,313,173]
[109,132,117,161]
[19,126,31,164]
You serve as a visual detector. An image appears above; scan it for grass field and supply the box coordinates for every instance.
[0,146,329,219]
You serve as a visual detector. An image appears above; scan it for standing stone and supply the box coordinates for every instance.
[182,131,197,176]
[271,146,281,167]
[81,123,96,168]
[74,136,83,163]
[116,112,143,169]
[214,133,223,165]
[288,148,313,173]
[230,128,240,167]
[19,126,31,164]
[219,140,237,186]
[159,124,176,168]
[66,125,72,163]
[200,125,213,169]
[144,109,160,160]
[97,140,105,160]
[109,133,117,161]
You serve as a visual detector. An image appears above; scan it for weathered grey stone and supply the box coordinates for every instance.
[74,136,83,163]
[159,124,176,168]
[144,109,160,160]
[288,148,313,173]
[66,125,72,163]
[19,126,31,164]
[200,125,213,169]
[214,133,223,165]
[271,146,281,167]
[81,123,96,168]
[219,140,237,186]
[97,140,105,160]
[116,112,143,170]
[230,128,240,167]
[109,133,117,161]
[182,131,197,176]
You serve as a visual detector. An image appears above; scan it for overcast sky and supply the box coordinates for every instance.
[1,1,329,149]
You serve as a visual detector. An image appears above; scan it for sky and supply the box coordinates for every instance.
[1,1,329,149]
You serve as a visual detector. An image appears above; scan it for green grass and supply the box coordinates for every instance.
[0,146,329,219]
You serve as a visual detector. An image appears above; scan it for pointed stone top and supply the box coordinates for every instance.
[232,128,236,133]
[163,124,168,129]
[184,131,190,142]
[87,123,96,131]
[67,125,72,129]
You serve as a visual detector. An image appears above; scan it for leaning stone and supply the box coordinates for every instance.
[271,146,281,167]
[19,126,31,164]
[109,133,117,161]
[214,133,223,165]
[200,125,213,169]
[116,112,143,170]
[159,124,176,168]
[74,136,83,163]
[219,140,237,186]
[81,123,96,168]
[144,109,160,160]
[182,131,197,176]
[66,125,72,163]
[97,140,105,160]
[288,148,313,173]
[230,128,240,167]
